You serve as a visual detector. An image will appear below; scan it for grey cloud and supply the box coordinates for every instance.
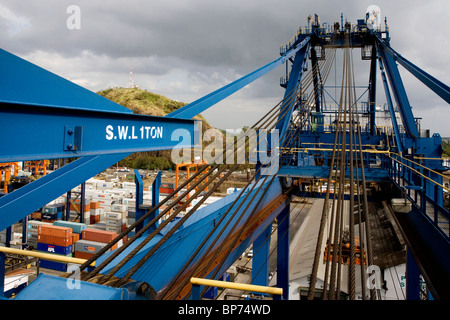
[0,0,448,133]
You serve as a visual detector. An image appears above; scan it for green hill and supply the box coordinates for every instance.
[97,87,212,130]
[97,87,214,170]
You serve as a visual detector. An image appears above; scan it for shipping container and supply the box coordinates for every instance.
[39,259,68,272]
[90,215,100,224]
[72,233,80,243]
[82,229,117,243]
[42,203,65,214]
[74,251,95,260]
[38,225,72,238]
[41,211,62,221]
[90,201,100,209]
[38,234,72,247]
[74,239,107,254]
[53,220,87,234]
[106,212,122,220]
[27,221,51,231]
[37,243,73,255]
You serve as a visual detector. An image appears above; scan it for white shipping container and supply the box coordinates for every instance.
[122,198,136,206]
[93,193,113,200]
[105,226,122,232]
[27,221,52,231]
[106,212,122,220]
[97,200,113,207]
[122,182,136,188]
[106,219,125,227]
[111,204,127,213]
[27,232,38,240]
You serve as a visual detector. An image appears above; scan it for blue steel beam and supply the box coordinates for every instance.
[276,43,310,139]
[0,49,132,114]
[376,36,450,104]
[378,55,404,153]
[166,37,310,120]
[377,44,420,139]
[0,103,200,162]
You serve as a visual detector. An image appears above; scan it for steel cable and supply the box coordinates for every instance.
[99,54,315,287]
[162,51,335,299]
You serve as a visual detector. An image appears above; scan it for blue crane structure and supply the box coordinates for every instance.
[0,10,449,300]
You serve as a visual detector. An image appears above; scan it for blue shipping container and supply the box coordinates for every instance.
[37,243,72,255]
[53,220,86,234]
[39,259,67,272]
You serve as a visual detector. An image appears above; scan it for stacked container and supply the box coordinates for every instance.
[89,201,104,224]
[41,203,65,222]
[106,204,127,234]
[26,221,51,248]
[69,199,91,222]
[37,225,73,272]
[52,220,86,244]
[74,228,119,259]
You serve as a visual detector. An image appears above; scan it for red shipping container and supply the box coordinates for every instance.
[89,215,100,224]
[90,201,100,209]
[38,234,72,247]
[82,229,117,243]
[74,251,95,259]
[38,225,72,238]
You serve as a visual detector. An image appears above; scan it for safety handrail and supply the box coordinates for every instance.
[190,277,282,299]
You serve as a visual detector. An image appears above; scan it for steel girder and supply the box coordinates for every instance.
[375,36,450,104]
[0,103,200,162]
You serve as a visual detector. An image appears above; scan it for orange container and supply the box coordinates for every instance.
[38,225,72,238]
[82,229,117,243]
[38,234,72,247]
[74,251,95,259]
[90,201,100,209]
[72,233,80,243]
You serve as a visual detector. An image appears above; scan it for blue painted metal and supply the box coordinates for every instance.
[135,170,161,235]
[368,45,377,135]
[251,223,272,288]
[166,37,310,120]
[376,36,450,104]
[406,248,421,300]
[377,43,420,139]
[0,252,5,298]
[387,155,450,299]
[276,43,310,139]
[276,203,290,300]
[0,103,200,162]
[151,171,161,229]
[378,55,403,153]
[134,168,146,234]
[0,49,131,114]
[13,274,130,300]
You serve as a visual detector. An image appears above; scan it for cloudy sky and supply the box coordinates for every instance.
[1,0,449,135]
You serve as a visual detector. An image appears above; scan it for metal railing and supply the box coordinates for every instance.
[386,153,450,239]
